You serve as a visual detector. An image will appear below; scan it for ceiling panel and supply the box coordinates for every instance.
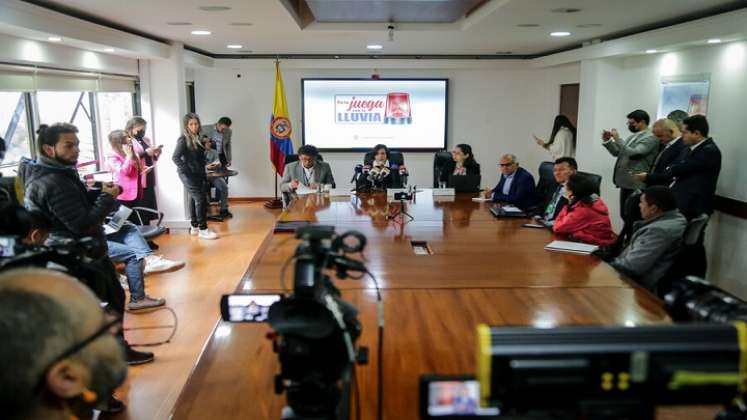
[305,0,486,23]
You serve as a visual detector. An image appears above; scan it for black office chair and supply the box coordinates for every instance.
[577,171,602,195]
[433,151,452,187]
[656,213,710,297]
[536,161,558,208]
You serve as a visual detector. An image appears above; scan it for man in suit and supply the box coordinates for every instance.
[280,144,336,194]
[488,154,538,212]
[633,118,687,187]
[201,117,232,167]
[533,157,577,226]
[601,109,658,218]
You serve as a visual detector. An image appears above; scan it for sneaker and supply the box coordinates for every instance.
[118,274,129,291]
[97,395,126,413]
[125,345,155,365]
[220,210,233,218]
[189,226,199,236]
[198,228,219,240]
[144,255,185,274]
[127,295,166,311]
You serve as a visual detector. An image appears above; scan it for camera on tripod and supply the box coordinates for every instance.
[221,225,370,420]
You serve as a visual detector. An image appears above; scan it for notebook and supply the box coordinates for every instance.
[103,205,133,235]
[544,240,599,255]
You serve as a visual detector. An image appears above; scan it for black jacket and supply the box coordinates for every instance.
[645,138,687,186]
[173,135,207,176]
[491,167,539,212]
[668,138,722,219]
[18,157,117,257]
[439,160,481,183]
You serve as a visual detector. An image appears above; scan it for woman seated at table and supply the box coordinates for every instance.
[439,143,481,186]
[365,144,402,189]
[552,174,617,246]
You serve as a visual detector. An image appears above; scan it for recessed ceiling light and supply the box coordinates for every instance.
[646,49,658,54]
[708,38,722,44]
[367,44,383,50]
[167,21,192,26]
[550,31,571,37]
[191,30,211,36]
[577,23,602,28]
[104,48,115,52]
[517,23,539,28]
[48,36,62,42]
[199,6,231,11]
[551,8,581,13]
[230,22,253,26]
[227,44,242,49]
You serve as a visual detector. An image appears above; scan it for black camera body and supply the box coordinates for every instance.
[267,225,368,420]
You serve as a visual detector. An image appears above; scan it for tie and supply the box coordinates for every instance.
[545,187,562,219]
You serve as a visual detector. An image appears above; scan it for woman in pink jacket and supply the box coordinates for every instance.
[107,129,143,208]
[553,174,617,246]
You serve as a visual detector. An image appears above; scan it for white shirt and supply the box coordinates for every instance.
[302,166,314,184]
[546,126,575,159]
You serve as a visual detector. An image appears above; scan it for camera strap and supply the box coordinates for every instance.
[323,294,356,363]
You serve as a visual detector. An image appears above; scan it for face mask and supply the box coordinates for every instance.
[134,129,145,140]
[627,123,639,133]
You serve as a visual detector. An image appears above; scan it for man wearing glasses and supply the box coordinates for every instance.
[0,268,128,419]
[485,154,539,212]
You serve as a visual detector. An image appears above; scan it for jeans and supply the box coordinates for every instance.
[211,177,229,211]
[179,173,208,229]
[107,223,152,301]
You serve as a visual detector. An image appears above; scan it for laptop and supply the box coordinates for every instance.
[103,205,133,235]
[448,174,481,193]
[489,205,526,218]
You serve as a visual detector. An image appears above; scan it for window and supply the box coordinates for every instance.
[0,92,33,168]
[97,92,136,159]
[37,91,99,174]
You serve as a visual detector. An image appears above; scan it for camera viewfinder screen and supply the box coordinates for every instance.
[427,380,499,417]
[227,294,282,322]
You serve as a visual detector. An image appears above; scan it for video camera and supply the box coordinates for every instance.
[665,276,747,323]
[221,225,371,420]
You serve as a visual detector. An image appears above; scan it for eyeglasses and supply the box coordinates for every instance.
[33,313,122,394]
[498,162,515,167]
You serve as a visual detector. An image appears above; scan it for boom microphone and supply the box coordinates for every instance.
[399,164,408,186]
[350,164,363,184]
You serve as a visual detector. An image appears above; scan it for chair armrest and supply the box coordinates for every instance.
[132,207,164,226]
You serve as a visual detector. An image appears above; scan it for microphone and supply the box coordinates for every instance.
[350,164,363,184]
[399,164,409,186]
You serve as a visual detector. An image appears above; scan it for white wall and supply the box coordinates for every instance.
[575,41,747,297]
[192,60,579,197]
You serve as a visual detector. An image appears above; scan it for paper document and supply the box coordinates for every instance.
[103,206,133,235]
[328,189,351,197]
[501,205,523,213]
[295,184,317,196]
[471,197,491,202]
[544,240,599,255]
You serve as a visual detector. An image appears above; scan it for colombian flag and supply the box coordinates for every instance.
[269,61,294,176]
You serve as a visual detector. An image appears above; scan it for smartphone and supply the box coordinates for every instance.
[420,375,500,419]
[220,293,283,323]
[602,130,612,140]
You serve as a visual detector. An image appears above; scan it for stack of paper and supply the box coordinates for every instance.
[544,240,599,255]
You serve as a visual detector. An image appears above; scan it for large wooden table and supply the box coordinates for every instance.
[172,191,669,419]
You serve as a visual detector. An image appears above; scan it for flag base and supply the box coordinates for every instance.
[265,198,283,209]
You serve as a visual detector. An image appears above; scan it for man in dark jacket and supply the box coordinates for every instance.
[19,123,156,372]
[489,154,538,212]
[635,117,688,187]
[533,157,578,226]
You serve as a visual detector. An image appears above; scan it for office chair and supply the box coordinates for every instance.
[433,151,453,187]
[536,161,558,208]
[577,171,602,195]
[656,213,710,297]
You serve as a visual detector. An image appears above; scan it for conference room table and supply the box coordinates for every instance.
[172,190,672,419]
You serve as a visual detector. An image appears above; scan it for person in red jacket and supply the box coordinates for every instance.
[553,174,617,246]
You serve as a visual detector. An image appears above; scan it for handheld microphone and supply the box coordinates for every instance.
[399,164,408,186]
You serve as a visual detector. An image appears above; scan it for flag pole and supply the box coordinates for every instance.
[265,56,285,209]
